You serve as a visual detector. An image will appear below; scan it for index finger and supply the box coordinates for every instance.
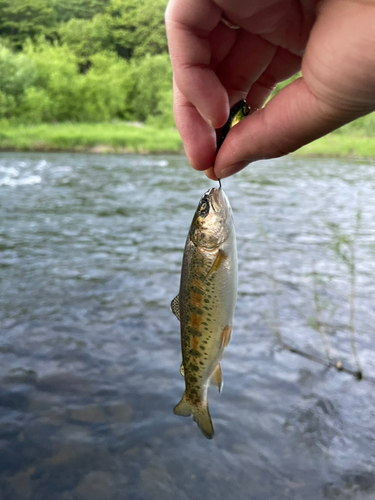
[165,0,229,128]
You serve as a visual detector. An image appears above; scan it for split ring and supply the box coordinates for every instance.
[220,14,240,30]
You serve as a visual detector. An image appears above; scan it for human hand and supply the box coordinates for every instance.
[165,0,375,179]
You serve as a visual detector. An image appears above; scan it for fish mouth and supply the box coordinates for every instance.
[204,187,224,213]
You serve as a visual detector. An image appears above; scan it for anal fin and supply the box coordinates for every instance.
[209,363,223,392]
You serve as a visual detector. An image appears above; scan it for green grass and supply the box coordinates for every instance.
[295,113,375,158]
[295,134,375,158]
[0,122,183,154]
[0,118,374,158]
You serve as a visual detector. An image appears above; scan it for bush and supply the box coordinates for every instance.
[21,42,133,122]
[24,40,82,121]
[77,51,132,121]
[127,54,172,122]
[0,44,38,118]
[59,14,113,60]
[19,86,52,123]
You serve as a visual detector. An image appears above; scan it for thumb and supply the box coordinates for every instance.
[214,77,364,179]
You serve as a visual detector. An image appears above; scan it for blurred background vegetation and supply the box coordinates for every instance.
[0,0,373,154]
[0,0,173,126]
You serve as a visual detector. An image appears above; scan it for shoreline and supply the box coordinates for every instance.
[0,146,374,161]
[0,122,374,159]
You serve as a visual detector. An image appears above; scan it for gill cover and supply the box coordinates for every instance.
[189,188,231,250]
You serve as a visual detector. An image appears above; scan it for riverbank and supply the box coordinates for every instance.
[0,122,183,154]
[0,121,374,158]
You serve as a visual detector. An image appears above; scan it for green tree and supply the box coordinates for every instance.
[59,14,113,60]
[22,40,133,122]
[78,51,132,120]
[105,0,168,59]
[0,0,56,49]
[0,44,37,118]
[24,40,82,121]
[51,0,110,23]
[127,54,172,121]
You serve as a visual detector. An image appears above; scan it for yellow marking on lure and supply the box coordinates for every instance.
[217,100,250,151]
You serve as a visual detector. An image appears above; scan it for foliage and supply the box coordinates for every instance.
[0,0,56,49]
[77,51,132,121]
[335,112,375,137]
[126,54,172,122]
[0,0,172,126]
[23,40,82,121]
[51,0,110,23]
[0,44,38,118]
[59,14,113,60]
[105,0,168,59]
[21,41,133,122]
[271,72,302,98]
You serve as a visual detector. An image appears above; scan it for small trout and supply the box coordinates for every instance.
[171,187,237,439]
[171,100,249,439]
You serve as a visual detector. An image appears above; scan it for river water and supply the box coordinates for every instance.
[0,152,375,499]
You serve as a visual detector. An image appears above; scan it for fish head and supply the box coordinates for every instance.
[189,187,233,251]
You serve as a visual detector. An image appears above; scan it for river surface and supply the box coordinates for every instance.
[0,152,375,500]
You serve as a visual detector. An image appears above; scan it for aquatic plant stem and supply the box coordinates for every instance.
[348,237,363,379]
[279,341,364,379]
[258,223,283,345]
[311,263,332,362]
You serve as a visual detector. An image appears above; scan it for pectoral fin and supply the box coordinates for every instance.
[170,294,180,321]
[209,363,223,392]
[205,250,227,280]
[180,363,185,377]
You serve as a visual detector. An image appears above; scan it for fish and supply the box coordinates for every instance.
[171,187,237,439]
[171,100,249,439]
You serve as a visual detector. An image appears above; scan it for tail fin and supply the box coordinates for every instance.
[174,393,214,439]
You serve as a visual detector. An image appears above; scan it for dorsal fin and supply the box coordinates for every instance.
[170,294,180,321]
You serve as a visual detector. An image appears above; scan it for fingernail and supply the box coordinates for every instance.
[218,161,250,178]
[204,116,214,128]
[204,167,218,181]
[196,107,214,128]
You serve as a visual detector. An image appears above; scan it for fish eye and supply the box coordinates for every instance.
[198,198,209,217]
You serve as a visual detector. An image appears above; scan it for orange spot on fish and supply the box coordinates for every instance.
[192,279,203,289]
[192,337,199,350]
[194,266,204,276]
[220,325,232,349]
[191,292,202,308]
[191,313,202,329]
